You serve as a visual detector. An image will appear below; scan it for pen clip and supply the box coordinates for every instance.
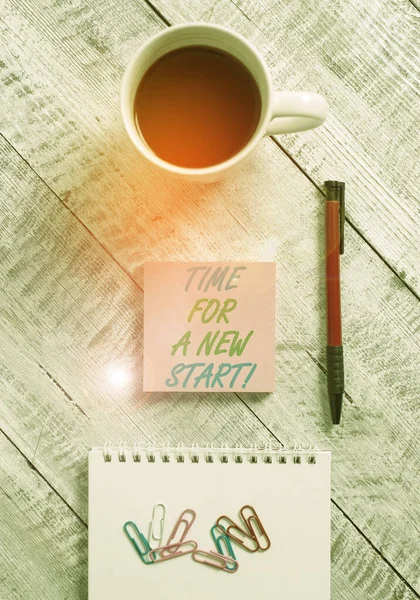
[324,180,345,255]
[339,183,345,255]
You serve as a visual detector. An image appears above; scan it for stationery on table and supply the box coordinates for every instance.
[324,181,346,424]
[102,26,334,595]
[88,445,331,599]
[143,262,276,392]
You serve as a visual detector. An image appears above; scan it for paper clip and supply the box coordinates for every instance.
[149,540,197,563]
[192,549,239,573]
[166,509,196,551]
[210,525,237,570]
[216,516,259,553]
[123,521,155,565]
[240,505,271,551]
[148,503,166,544]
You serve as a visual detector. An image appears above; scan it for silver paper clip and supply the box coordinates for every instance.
[148,503,166,545]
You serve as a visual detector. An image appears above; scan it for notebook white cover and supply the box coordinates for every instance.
[88,447,330,600]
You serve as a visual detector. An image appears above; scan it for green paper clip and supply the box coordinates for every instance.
[210,524,237,570]
[124,521,155,565]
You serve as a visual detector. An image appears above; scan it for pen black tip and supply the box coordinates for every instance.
[329,394,343,425]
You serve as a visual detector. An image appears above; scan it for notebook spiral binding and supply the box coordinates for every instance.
[101,442,319,465]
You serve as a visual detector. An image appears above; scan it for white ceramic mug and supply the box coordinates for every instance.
[121,23,327,183]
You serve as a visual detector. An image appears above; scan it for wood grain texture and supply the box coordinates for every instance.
[0,431,88,600]
[0,136,279,519]
[1,427,418,600]
[1,40,419,596]
[0,0,419,598]
[408,0,420,12]
[145,0,420,295]
[1,130,419,598]
[0,158,418,600]
[330,506,419,600]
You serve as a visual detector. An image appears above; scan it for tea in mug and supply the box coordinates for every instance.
[134,46,262,168]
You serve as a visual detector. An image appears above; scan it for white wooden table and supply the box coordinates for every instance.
[1,1,419,598]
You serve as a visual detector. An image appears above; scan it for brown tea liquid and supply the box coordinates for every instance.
[134,46,261,168]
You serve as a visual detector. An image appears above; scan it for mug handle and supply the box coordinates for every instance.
[266,92,328,135]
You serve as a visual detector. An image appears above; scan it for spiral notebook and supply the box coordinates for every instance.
[89,446,331,600]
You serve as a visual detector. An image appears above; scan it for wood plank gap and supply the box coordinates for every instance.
[228,0,259,28]
[38,364,89,419]
[270,136,324,193]
[0,133,144,293]
[332,498,420,599]
[270,136,420,301]
[31,413,48,462]
[234,392,420,598]
[407,0,420,12]
[141,0,173,26]
[0,426,88,529]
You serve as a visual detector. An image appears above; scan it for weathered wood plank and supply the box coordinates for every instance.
[144,0,420,294]
[1,13,420,587]
[331,506,419,600]
[0,0,419,595]
[0,431,88,600]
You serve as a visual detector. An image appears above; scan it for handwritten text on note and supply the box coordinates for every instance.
[144,263,276,392]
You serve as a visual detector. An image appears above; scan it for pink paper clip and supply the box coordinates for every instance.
[165,509,196,552]
[149,540,197,563]
[193,549,239,573]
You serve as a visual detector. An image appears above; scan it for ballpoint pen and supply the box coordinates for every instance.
[324,181,345,424]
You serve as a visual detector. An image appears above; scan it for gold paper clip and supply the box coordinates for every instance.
[192,549,239,573]
[148,503,166,545]
[216,516,259,553]
[149,540,197,563]
[240,505,271,551]
[166,508,196,551]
